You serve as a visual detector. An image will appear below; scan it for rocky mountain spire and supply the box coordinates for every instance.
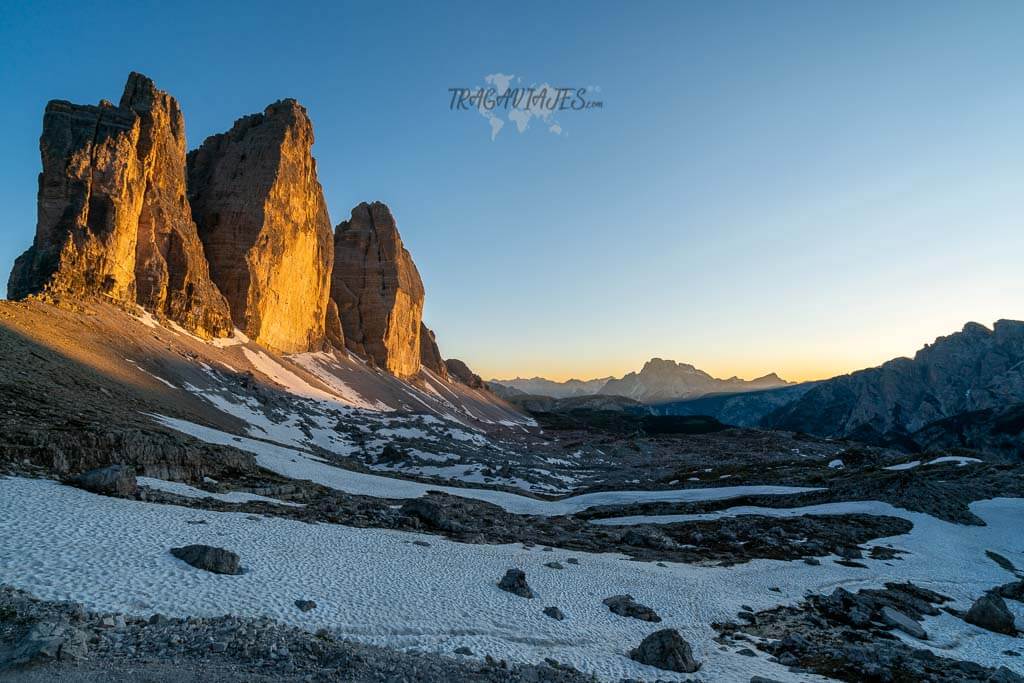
[8,72,233,339]
[330,202,424,378]
[187,99,334,353]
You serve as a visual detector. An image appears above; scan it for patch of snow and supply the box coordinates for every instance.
[828,459,845,469]
[150,415,823,516]
[289,353,392,411]
[243,349,337,403]
[1,478,1021,681]
[926,456,982,467]
[210,329,249,348]
[884,461,922,471]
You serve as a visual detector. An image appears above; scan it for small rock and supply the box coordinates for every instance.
[412,540,431,547]
[210,642,228,653]
[543,606,565,621]
[736,647,756,656]
[294,600,317,612]
[497,569,533,598]
[454,646,473,655]
[170,545,241,575]
[566,558,579,565]
[603,594,661,622]
[965,594,1017,635]
[803,558,821,566]
[880,606,927,640]
[544,562,564,570]
[629,628,700,673]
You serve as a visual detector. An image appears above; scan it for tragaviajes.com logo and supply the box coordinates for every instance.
[449,74,602,140]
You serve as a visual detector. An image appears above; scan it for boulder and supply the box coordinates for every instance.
[294,600,317,612]
[603,594,661,622]
[629,628,700,673]
[188,99,334,353]
[497,569,533,598]
[7,72,232,339]
[965,594,1018,635]
[330,202,424,378]
[170,545,241,575]
[400,498,459,532]
[70,464,137,496]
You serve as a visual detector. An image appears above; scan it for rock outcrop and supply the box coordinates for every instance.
[445,359,485,389]
[187,99,334,353]
[419,323,448,379]
[8,73,233,339]
[764,320,1024,443]
[330,202,424,378]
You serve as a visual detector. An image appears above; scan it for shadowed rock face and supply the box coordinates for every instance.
[187,99,333,353]
[420,323,448,380]
[8,72,232,339]
[331,202,424,378]
[446,358,485,390]
[765,320,1024,441]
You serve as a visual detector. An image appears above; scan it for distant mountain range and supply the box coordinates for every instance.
[763,320,1024,452]
[492,322,1024,459]
[488,376,613,399]
[490,359,790,404]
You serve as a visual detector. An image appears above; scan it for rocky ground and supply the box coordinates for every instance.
[0,587,590,682]
[713,581,1024,682]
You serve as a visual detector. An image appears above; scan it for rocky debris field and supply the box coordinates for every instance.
[0,587,591,682]
[713,582,1024,682]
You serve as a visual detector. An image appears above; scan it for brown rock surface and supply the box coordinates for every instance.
[187,99,333,353]
[419,323,448,380]
[8,73,232,339]
[331,202,424,378]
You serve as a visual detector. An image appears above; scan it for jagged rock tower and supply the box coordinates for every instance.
[187,99,334,353]
[330,202,424,379]
[8,73,233,338]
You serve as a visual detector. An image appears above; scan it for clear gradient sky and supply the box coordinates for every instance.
[1,1,1022,382]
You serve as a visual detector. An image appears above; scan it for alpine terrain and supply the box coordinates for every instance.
[0,72,1021,683]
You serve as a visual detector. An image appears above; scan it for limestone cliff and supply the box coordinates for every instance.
[330,202,424,378]
[8,73,232,339]
[187,99,333,353]
[420,323,448,380]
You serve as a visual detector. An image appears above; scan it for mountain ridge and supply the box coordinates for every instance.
[491,359,791,403]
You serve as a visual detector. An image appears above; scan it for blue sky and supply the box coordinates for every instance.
[2,1,1022,381]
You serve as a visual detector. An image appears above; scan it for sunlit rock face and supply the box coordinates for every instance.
[8,72,233,339]
[420,323,448,380]
[331,202,424,379]
[187,99,334,353]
